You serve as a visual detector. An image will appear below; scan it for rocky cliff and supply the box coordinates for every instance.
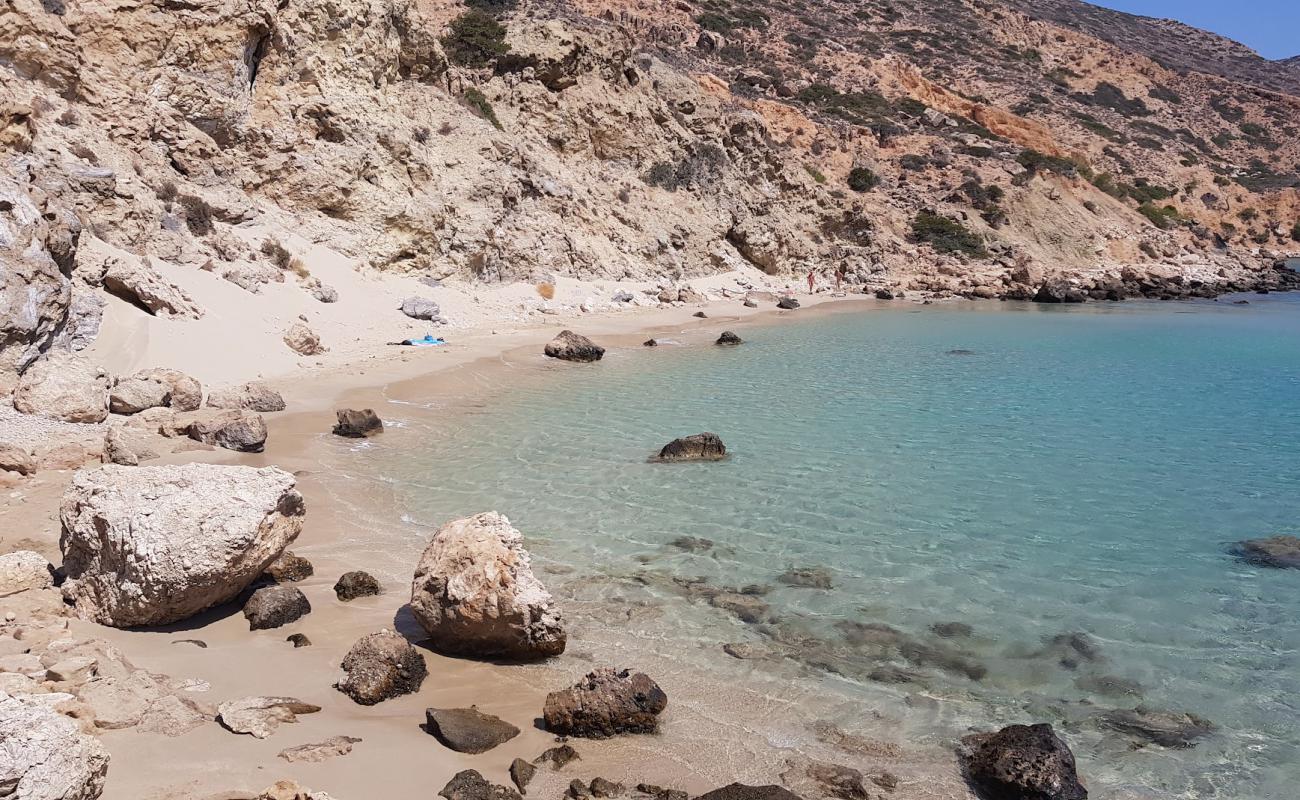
[2,0,1299,384]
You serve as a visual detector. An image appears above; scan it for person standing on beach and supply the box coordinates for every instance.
[807,269,815,293]
[835,267,845,292]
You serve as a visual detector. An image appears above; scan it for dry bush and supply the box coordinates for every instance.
[288,257,311,278]
[536,282,555,300]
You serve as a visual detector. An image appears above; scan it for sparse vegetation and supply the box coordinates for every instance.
[1016,149,1080,177]
[461,87,501,129]
[643,143,728,192]
[536,282,555,300]
[804,165,827,184]
[1074,82,1151,117]
[911,211,987,257]
[441,10,509,69]
[847,167,879,192]
[260,239,292,269]
[178,194,214,236]
[1291,221,1300,242]
[1137,202,1184,230]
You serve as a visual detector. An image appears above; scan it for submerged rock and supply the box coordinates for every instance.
[333,408,383,438]
[425,707,521,753]
[778,566,833,589]
[1038,632,1104,670]
[542,667,667,738]
[716,331,743,346]
[1231,535,1300,569]
[1098,707,1215,749]
[335,630,427,705]
[439,770,523,800]
[243,585,311,630]
[930,621,974,638]
[1075,673,1142,698]
[668,535,714,553]
[960,723,1087,800]
[544,330,605,362]
[334,570,381,601]
[696,785,803,800]
[654,433,727,462]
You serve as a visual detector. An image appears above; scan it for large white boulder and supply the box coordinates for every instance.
[12,353,110,424]
[410,512,565,660]
[59,464,305,627]
[0,693,110,800]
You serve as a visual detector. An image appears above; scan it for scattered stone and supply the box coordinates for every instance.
[45,656,97,683]
[266,551,314,583]
[1038,632,1103,669]
[335,630,427,705]
[134,367,203,411]
[1098,707,1215,749]
[654,432,726,462]
[590,779,623,798]
[642,339,660,347]
[542,667,667,738]
[424,706,521,753]
[693,311,707,318]
[186,409,267,452]
[286,633,312,648]
[12,353,110,423]
[217,696,321,739]
[400,296,442,321]
[332,408,383,437]
[60,464,305,627]
[0,440,35,475]
[173,639,208,649]
[205,381,286,412]
[668,536,713,553]
[930,622,974,638]
[334,571,380,601]
[716,331,743,345]
[510,758,537,793]
[801,762,868,800]
[777,566,832,589]
[244,585,311,631]
[0,693,110,800]
[696,785,802,800]
[410,511,565,660]
[109,375,170,414]
[536,744,580,768]
[635,785,688,800]
[960,723,1087,800]
[874,289,895,300]
[544,330,605,362]
[0,551,55,596]
[278,735,362,763]
[776,297,800,310]
[743,299,758,308]
[1231,535,1300,569]
[710,592,770,624]
[283,322,326,356]
[439,769,523,800]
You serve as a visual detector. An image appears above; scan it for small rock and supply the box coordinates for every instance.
[334,571,380,601]
[333,408,383,437]
[186,409,268,452]
[400,296,442,321]
[536,744,580,768]
[742,299,758,308]
[12,353,110,423]
[278,735,362,763]
[217,696,321,738]
[206,381,285,412]
[776,297,800,310]
[960,723,1086,800]
[590,778,623,798]
[109,375,170,415]
[265,551,314,583]
[567,780,592,800]
[424,706,521,753]
[510,758,537,793]
[693,311,707,318]
[45,656,97,684]
[642,339,660,347]
[335,630,427,705]
[286,633,312,648]
[0,551,55,596]
[283,322,326,356]
[439,769,523,800]
[654,433,726,462]
[0,440,35,476]
[243,585,311,631]
[542,667,667,738]
[874,289,895,300]
[716,331,743,346]
[544,330,605,362]
[804,762,867,800]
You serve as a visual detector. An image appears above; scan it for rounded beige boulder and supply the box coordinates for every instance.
[12,353,110,423]
[0,693,110,800]
[410,512,565,660]
[59,463,305,627]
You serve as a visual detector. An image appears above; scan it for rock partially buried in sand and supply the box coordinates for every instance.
[510,758,537,793]
[424,707,521,753]
[716,331,743,345]
[278,735,362,763]
[334,571,381,601]
[654,433,726,462]
[206,381,286,412]
[134,367,203,411]
[542,667,667,738]
[410,512,566,660]
[332,408,383,438]
[12,353,110,423]
[1097,707,1214,749]
[286,633,312,648]
[109,374,170,415]
[284,322,327,356]
[544,330,605,362]
[960,723,1087,800]
[1231,535,1300,569]
[266,551,314,583]
[217,696,321,739]
[186,409,268,452]
[243,585,312,630]
[0,551,55,596]
[440,769,523,800]
[0,693,110,800]
[335,630,427,705]
[695,786,802,800]
[776,296,800,310]
[256,781,340,800]
[59,464,305,627]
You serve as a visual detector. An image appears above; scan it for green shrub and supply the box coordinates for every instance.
[1291,221,1300,242]
[465,0,516,11]
[847,167,878,192]
[1017,149,1079,177]
[1137,202,1183,230]
[1075,82,1150,117]
[1238,208,1258,221]
[804,165,827,184]
[462,87,501,129]
[911,211,987,257]
[442,10,509,68]
[643,143,728,191]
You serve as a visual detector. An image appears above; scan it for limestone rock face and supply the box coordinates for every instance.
[542,668,668,738]
[12,354,110,423]
[959,723,1087,800]
[133,368,203,411]
[335,630,427,705]
[544,331,605,363]
[59,464,305,627]
[0,551,56,596]
[410,512,566,660]
[283,322,326,356]
[0,693,110,800]
[102,256,202,318]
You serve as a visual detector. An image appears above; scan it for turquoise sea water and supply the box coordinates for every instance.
[325,295,1300,799]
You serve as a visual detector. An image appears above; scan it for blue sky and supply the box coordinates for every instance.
[1090,1,1299,60]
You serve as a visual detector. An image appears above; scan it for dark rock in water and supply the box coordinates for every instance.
[900,641,987,680]
[778,566,833,589]
[710,592,770,624]
[1233,300,1250,305]
[1034,278,1087,304]
[655,432,726,462]
[333,408,383,437]
[286,633,312,648]
[536,744,580,768]
[946,349,976,356]
[1231,535,1300,569]
[777,296,801,310]
[875,288,895,300]
[636,785,688,800]
[543,667,667,738]
[716,330,743,346]
[334,570,381,601]
[693,311,708,318]
[960,723,1087,800]
[668,535,713,553]
[243,585,311,630]
[836,621,906,647]
[1075,673,1142,698]
[931,621,973,638]
[590,778,624,798]
[1039,632,1104,669]
[1098,707,1215,749]
[805,762,868,800]
[510,758,537,794]
[743,299,758,308]
[545,330,605,362]
[696,785,804,800]
[425,707,521,753]
[172,638,207,648]
[439,769,523,800]
[335,630,428,705]
[265,550,314,582]
[643,339,659,347]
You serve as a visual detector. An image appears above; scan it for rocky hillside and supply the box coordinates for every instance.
[3,0,1300,382]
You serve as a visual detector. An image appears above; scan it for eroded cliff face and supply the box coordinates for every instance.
[1,0,1298,376]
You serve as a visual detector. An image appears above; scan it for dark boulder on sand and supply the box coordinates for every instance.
[545,330,605,362]
[265,550,314,582]
[333,408,383,437]
[536,744,580,768]
[425,707,520,753]
[716,331,743,346]
[543,667,667,738]
[1231,535,1300,569]
[335,630,427,705]
[1033,278,1087,304]
[334,570,381,601]
[243,585,311,630]
[960,723,1087,800]
[777,297,800,310]
[1098,707,1214,749]
[696,785,803,800]
[654,433,726,462]
[440,770,522,800]
[510,759,537,793]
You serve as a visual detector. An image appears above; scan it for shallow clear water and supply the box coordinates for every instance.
[326,296,1300,799]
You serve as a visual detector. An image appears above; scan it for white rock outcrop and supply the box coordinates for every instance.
[410,512,565,660]
[59,464,305,627]
[11,354,110,424]
[0,693,110,800]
